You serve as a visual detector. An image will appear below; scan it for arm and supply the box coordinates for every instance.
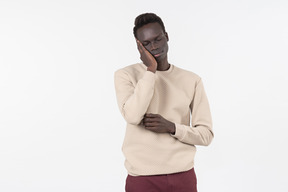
[114,40,158,125]
[172,79,214,146]
[142,79,213,146]
[114,70,156,125]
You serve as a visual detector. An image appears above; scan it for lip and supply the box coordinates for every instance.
[153,51,163,57]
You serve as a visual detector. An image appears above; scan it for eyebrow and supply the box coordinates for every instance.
[142,33,163,43]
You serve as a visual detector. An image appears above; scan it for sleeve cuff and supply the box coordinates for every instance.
[171,123,187,141]
[143,70,156,79]
[141,71,156,87]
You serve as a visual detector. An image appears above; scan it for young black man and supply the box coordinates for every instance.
[114,13,214,192]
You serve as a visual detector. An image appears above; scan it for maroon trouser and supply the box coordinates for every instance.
[125,168,197,192]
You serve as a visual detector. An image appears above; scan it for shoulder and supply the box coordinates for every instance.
[115,63,144,75]
[172,65,201,83]
[114,63,146,82]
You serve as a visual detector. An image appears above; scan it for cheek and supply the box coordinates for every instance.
[162,42,168,52]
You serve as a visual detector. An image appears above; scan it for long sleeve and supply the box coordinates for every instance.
[116,64,214,176]
[114,69,156,125]
[172,79,214,146]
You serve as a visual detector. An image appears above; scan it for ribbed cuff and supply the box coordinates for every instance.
[142,70,156,85]
[144,70,156,78]
[171,123,187,141]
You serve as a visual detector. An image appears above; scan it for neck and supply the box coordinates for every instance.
[157,59,170,71]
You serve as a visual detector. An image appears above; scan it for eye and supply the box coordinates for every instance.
[142,42,150,46]
[156,37,162,41]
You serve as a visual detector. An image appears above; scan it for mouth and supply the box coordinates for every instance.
[153,51,163,57]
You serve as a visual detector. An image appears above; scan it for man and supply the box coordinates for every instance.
[114,13,213,192]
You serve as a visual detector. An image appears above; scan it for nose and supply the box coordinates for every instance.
[150,41,158,51]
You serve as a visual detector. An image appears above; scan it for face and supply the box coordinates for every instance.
[136,22,169,62]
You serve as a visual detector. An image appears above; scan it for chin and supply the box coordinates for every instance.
[156,55,166,62]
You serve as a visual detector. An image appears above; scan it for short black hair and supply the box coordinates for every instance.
[133,13,166,38]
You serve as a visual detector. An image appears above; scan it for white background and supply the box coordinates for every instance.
[1,0,287,191]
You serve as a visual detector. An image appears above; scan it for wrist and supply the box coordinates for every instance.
[147,67,156,73]
[169,123,176,135]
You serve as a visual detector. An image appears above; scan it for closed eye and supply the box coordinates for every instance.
[142,42,150,46]
[142,43,149,47]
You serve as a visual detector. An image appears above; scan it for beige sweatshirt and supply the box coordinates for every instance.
[114,63,213,176]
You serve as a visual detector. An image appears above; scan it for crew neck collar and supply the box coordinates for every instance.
[156,64,173,74]
[140,63,174,74]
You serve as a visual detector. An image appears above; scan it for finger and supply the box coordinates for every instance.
[145,114,162,122]
[144,122,159,127]
[136,39,141,50]
[143,118,159,124]
[145,113,159,118]
[136,40,142,52]
[143,115,158,121]
[136,40,145,52]
[143,117,159,123]
[144,125,158,131]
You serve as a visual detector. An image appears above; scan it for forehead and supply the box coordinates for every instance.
[136,22,164,41]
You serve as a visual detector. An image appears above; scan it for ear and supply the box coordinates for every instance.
[165,32,169,42]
